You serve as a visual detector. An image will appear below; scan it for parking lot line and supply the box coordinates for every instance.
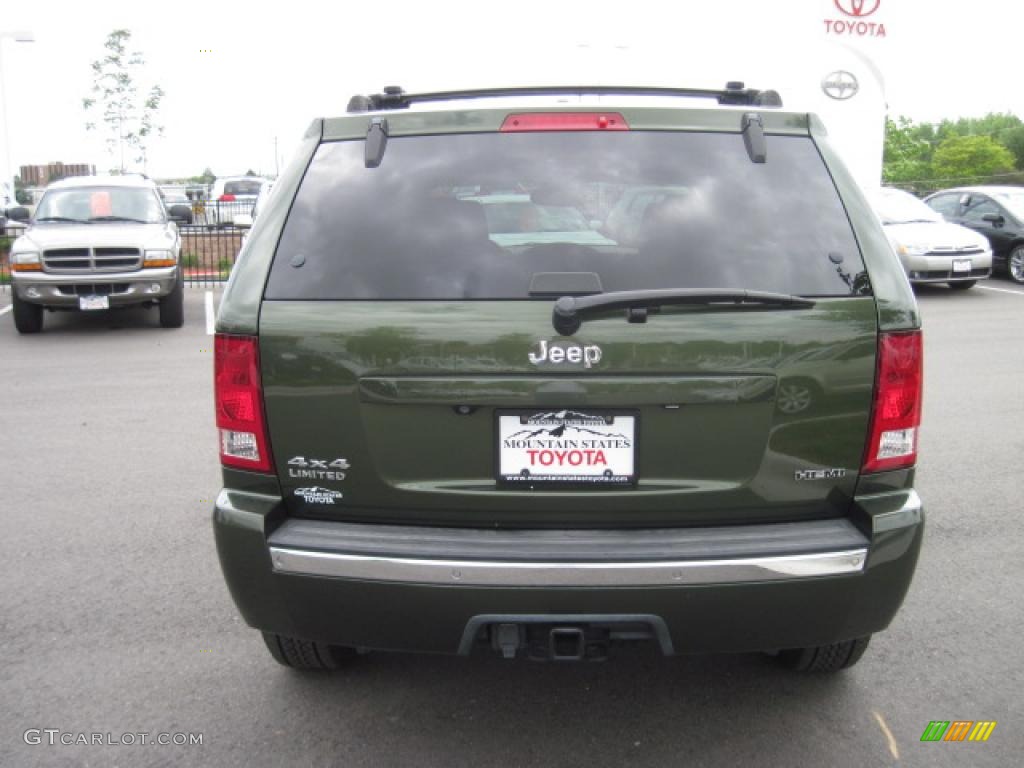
[872,711,899,760]
[978,285,1024,296]
[205,290,215,335]
[0,305,12,317]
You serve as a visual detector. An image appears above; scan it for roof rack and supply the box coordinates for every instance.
[346,83,783,113]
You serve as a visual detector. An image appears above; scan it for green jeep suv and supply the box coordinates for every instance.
[212,84,924,672]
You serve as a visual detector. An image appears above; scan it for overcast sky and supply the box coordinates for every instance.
[2,0,1023,181]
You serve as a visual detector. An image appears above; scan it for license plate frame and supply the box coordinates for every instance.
[952,258,972,273]
[79,295,110,311]
[495,409,638,487]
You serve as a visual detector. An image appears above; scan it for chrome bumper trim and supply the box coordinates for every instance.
[268,546,868,587]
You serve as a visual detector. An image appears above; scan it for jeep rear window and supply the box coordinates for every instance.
[266,131,868,300]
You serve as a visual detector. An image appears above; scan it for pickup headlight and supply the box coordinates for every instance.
[895,242,930,256]
[143,250,177,268]
[11,251,41,272]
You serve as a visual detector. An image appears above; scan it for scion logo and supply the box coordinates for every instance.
[528,340,602,368]
[834,0,880,16]
[294,486,344,505]
[822,71,860,101]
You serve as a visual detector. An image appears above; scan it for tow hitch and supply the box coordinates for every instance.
[484,617,670,661]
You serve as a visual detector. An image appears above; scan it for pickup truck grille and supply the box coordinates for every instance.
[43,247,142,273]
[56,284,132,297]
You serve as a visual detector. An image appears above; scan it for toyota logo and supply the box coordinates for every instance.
[822,71,860,101]
[834,0,880,16]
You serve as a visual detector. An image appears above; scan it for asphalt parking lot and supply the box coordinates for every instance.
[1,282,1022,767]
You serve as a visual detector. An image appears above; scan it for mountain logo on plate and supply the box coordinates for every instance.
[498,410,636,484]
[508,410,628,440]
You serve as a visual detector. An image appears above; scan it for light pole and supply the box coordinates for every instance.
[0,29,35,209]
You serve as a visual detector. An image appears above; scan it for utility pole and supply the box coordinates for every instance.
[0,29,36,207]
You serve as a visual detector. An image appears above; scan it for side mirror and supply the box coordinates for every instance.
[232,213,253,229]
[6,206,30,222]
[981,212,1004,226]
[168,204,192,221]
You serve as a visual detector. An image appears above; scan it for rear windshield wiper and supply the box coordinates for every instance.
[552,288,816,335]
[88,215,151,224]
[35,216,89,223]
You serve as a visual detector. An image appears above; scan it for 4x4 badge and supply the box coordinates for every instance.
[528,340,602,368]
[287,456,350,481]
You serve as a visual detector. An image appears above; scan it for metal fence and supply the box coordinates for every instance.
[178,224,245,288]
[0,225,17,293]
[0,223,246,293]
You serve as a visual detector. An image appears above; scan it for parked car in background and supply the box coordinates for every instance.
[6,175,185,333]
[232,180,275,229]
[205,176,270,227]
[161,190,194,224]
[924,186,1024,284]
[870,187,991,290]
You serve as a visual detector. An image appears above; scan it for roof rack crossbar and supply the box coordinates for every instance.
[347,84,782,112]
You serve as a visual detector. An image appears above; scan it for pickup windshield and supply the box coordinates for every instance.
[35,186,165,225]
[267,131,868,300]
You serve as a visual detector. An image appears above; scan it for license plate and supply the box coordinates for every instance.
[79,295,109,311]
[952,259,971,273]
[497,410,636,485]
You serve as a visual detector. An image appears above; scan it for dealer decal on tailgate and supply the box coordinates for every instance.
[497,410,636,485]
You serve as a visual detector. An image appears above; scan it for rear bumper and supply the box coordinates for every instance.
[213,489,923,655]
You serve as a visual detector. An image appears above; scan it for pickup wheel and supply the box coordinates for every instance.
[776,635,871,672]
[159,276,185,328]
[12,292,44,334]
[261,632,353,670]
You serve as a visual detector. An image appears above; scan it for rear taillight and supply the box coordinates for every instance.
[500,112,629,132]
[862,331,923,474]
[218,193,236,202]
[215,334,273,473]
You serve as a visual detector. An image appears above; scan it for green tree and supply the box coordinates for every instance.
[931,135,1014,182]
[997,126,1024,169]
[82,29,165,173]
[190,167,216,185]
[882,117,932,187]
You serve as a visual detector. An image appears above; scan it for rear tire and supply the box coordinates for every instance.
[776,635,871,672]
[1008,245,1024,284]
[948,280,976,290]
[159,276,185,328]
[12,291,44,334]
[261,632,352,670]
